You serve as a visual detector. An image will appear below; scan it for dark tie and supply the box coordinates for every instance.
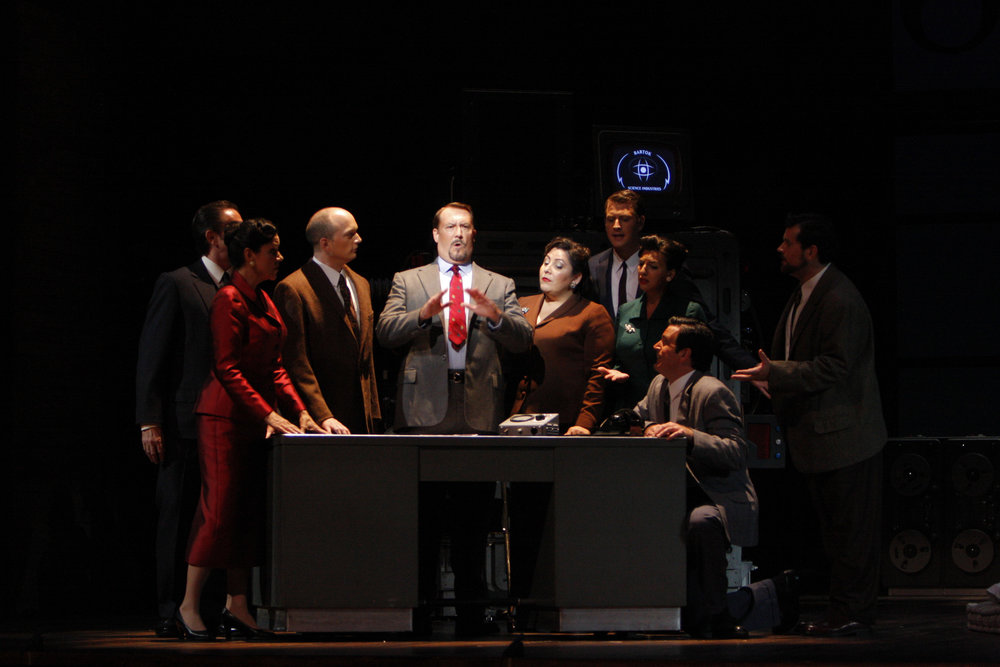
[448,265,467,350]
[785,289,802,358]
[790,288,804,330]
[616,263,628,315]
[338,274,359,336]
[220,272,231,287]
[662,380,673,422]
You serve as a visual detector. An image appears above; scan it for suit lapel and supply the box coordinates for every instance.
[676,371,701,425]
[534,293,581,328]
[189,259,218,312]
[655,376,670,423]
[772,293,795,359]
[521,294,543,328]
[344,265,370,344]
[788,265,836,357]
[303,260,357,344]
[679,373,701,484]
[600,252,614,313]
[230,271,281,325]
[416,263,446,330]
[469,263,493,331]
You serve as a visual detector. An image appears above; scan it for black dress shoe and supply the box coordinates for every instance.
[772,569,801,634]
[155,618,179,638]
[711,620,750,640]
[217,608,276,641]
[687,613,749,639]
[803,619,873,638]
[175,610,214,641]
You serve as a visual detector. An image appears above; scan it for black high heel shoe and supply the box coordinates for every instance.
[217,608,276,641]
[175,609,214,641]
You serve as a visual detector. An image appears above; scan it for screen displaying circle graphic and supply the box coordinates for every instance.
[614,147,675,193]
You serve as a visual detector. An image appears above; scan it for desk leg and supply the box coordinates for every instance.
[262,443,418,632]
[548,445,686,631]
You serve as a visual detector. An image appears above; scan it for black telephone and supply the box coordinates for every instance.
[597,408,644,435]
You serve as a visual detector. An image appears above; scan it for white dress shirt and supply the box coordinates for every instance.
[312,257,359,315]
[611,250,640,315]
[201,255,227,288]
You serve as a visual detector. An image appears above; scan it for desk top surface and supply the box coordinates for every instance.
[273,433,687,450]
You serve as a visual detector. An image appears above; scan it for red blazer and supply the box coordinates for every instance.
[196,271,306,425]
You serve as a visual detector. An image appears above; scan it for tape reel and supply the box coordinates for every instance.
[950,529,995,574]
[890,452,932,496]
[950,453,994,497]
[888,529,933,573]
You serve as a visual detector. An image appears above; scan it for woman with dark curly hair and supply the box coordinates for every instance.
[510,237,614,435]
[598,234,706,410]
[176,218,320,641]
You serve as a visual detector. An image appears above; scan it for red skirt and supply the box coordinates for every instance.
[186,415,267,568]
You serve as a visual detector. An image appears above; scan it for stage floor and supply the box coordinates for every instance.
[1,597,997,666]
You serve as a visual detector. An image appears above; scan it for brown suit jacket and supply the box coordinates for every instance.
[273,259,380,434]
[511,293,615,432]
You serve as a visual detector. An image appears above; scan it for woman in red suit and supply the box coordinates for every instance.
[510,237,615,435]
[176,218,320,640]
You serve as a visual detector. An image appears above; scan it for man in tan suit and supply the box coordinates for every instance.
[376,202,531,434]
[274,207,380,434]
[376,202,531,635]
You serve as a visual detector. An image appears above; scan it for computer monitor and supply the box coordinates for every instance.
[594,127,694,222]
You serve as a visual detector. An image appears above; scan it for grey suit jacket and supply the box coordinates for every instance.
[376,261,532,432]
[635,371,758,546]
[769,264,886,474]
[136,260,218,439]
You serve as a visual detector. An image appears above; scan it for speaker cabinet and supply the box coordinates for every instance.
[882,438,946,588]
[941,437,1000,587]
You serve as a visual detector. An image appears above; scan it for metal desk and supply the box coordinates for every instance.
[260,434,687,632]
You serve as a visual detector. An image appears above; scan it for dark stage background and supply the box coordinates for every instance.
[10,2,1000,624]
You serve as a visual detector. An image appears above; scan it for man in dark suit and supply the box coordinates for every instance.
[588,189,645,319]
[589,190,757,373]
[733,214,886,637]
[376,202,531,635]
[136,200,242,636]
[639,317,798,638]
[273,207,380,435]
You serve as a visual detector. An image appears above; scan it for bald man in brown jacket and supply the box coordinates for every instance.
[274,207,380,434]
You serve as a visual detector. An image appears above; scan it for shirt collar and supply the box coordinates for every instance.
[668,369,696,402]
[799,263,830,304]
[611,250,640,272]
[437,256,473,276]
[312,256,345,285]
[201,255,227,287]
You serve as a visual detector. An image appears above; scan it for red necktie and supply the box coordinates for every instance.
[448,265,467,350]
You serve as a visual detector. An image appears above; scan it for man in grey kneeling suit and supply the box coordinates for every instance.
[636,316,798,638]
